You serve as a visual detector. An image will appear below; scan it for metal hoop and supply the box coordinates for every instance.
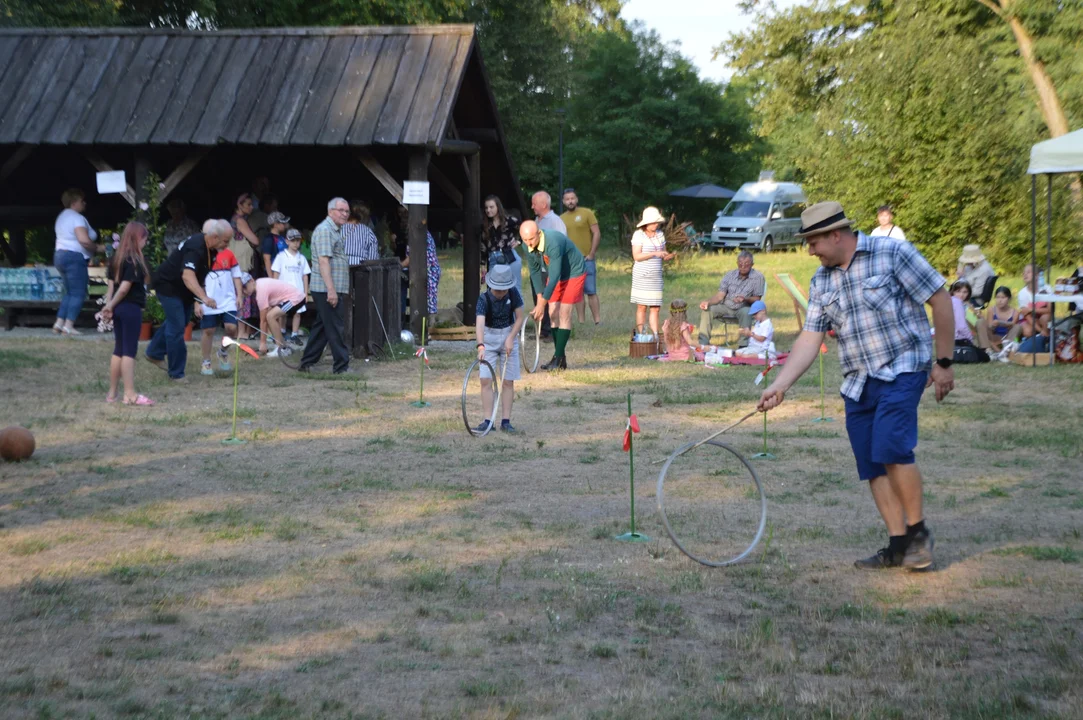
[520,316,541,373]
[461,358,501,437]
[656,439,767,567]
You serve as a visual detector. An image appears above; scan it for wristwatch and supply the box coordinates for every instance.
[936,357,954,369]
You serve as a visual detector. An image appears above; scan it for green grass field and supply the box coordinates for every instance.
[1,247,1081,719]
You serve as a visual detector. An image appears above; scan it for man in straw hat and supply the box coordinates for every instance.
[520,220,587,371]
[956,244,995,307]
[758,201,956,571]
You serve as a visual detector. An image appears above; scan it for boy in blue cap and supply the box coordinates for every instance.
[735,300,775,358]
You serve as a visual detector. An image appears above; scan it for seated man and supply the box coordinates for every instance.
[698,250,765,346]
[956,244,995,308]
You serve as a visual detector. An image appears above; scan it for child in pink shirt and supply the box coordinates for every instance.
[662,299,696,361]
[244,276,305,356]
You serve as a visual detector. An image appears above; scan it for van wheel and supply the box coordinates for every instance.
[762,236,774,253]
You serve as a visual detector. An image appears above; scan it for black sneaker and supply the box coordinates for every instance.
[500,422,517,434]
[475,420,493,433]
[854,548,903,570]
[903,527,935,570]
[540,355,559,371]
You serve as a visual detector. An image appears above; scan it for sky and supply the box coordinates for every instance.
[620,0,804,83]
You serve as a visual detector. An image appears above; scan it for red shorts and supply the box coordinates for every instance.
[549,274,586,305]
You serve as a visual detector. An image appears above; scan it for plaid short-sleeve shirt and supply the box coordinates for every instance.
[718,268,766,310]
[804,233,945,401]
[309,216,349,294]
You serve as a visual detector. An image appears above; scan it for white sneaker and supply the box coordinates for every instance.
[266,347,280,358]
[200,360,214,376]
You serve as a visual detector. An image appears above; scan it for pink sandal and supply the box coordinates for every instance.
[123,394,156,406]
[105,394,117,403]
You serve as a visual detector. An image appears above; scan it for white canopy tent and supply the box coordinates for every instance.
[1026,127,1082,364]
[1028,128,1083,175]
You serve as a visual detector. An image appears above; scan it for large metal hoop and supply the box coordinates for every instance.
[656,439,768,567]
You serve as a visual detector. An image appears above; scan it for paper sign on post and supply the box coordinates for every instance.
[96,171,127,194]
[402,181,430,205]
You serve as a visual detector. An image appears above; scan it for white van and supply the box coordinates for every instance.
[708,181,807,252]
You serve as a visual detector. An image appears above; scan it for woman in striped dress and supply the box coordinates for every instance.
[630,206,674,338]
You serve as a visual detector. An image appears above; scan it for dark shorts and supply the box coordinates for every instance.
[112,302,143,359]
[843,372,927,481]
[276,300,304,314]
[200,311,239,330]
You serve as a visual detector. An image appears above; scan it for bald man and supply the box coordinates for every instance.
[520,220,586,371]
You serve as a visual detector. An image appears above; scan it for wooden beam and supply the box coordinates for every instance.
[457,128,499,143]
[430,139,480,156]
[358,150,403,204]
[407,150,430,337]
[159,149,208,200]
[134,154,152,221]
[0,144,35,185]
[81,150,136,208]
[427,161,462,208]
[463,152,481,323]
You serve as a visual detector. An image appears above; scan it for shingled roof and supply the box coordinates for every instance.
[0,25,479,148]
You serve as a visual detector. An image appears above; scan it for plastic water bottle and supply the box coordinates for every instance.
[1038,270,1046,294]
[31,266,43,300]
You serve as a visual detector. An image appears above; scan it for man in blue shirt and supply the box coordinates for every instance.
[759,202,956,571]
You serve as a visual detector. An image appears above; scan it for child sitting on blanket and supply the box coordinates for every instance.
[735,300,775,358]
[662,299,696,361]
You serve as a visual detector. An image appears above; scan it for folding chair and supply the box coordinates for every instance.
[774,273,809,327]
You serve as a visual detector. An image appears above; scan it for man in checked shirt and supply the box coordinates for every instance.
[758,202,956,571]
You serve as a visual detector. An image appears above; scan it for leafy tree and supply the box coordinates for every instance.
[722,0,1079,269]
[563,26,764,244]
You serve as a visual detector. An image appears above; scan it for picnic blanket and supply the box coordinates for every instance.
[648,352,789,366]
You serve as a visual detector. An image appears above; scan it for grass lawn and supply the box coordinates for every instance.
[1,247,1082,719]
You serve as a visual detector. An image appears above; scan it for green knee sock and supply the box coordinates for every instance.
[553,328,570,358]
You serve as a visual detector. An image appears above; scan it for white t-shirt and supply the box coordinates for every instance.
[1016,283,1052,308]
[272,250,311,295]
[55,208,98,259]
[204,249,242,315]
[747,318,775,355]
[870,224,906,241]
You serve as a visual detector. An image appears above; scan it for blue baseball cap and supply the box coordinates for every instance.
[750,300,767,314]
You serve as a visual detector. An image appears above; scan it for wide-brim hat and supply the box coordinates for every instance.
[486,264,517,291]
[959,244,985,264]
[795,201,853,238]
[637,206,666,228]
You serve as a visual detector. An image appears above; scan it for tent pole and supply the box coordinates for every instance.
[1047,174,1054,367]
[1030,175,1037,367]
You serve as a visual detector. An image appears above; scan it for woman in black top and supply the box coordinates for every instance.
[100,222,155,406]
[481,195,523,293]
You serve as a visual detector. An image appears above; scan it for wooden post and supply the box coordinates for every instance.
[408,149,430,339]
[134,154,152,221]
[463,152,481,323]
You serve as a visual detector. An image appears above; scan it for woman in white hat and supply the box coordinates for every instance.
[630,206,675,338]
[956,245,995,307]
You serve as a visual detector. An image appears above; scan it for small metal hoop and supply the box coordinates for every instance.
[462,358,500,437]
[520,316,541,373]
[656,439,768,567]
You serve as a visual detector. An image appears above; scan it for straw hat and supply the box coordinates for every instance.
[637,206,666,228]
[958,244,985,264]
[795,201,854,238]
[486,264,517,291]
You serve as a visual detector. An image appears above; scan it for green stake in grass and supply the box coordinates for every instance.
[615,391,649,542]
[812,342,833,423]
[751,410,776,460]
[220,337,259,445]
[410,315,431,408]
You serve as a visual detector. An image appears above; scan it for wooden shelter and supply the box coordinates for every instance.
[0,25,524,332]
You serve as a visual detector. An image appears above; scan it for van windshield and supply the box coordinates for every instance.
[719,201,771,219]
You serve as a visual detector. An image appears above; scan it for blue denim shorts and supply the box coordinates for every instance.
[843,372,927,480]
[199,311,239,330]
[583,259,597,296]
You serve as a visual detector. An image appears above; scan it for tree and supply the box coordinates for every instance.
[721,0,1080,268]
[563,26,763,243]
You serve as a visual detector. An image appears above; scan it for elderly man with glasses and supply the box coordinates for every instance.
[299,197,354,374]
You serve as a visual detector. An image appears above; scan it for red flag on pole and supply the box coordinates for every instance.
[622,414,640,452]
[820,343,828,354]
